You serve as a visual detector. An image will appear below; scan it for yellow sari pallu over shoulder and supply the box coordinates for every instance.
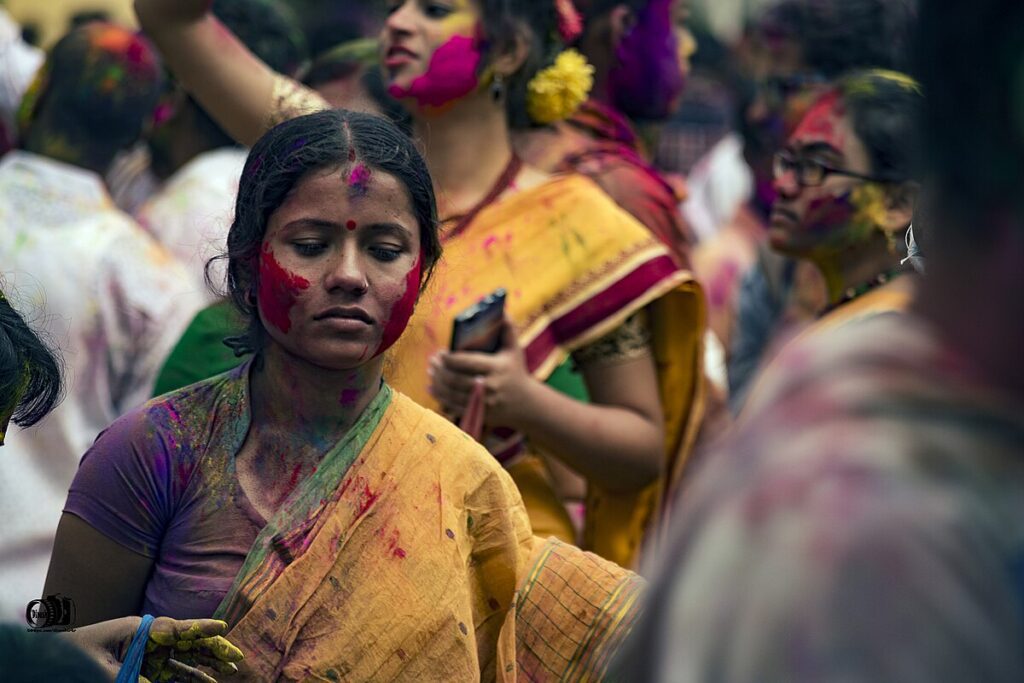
[387,174,707,568]
[215,389,644,681]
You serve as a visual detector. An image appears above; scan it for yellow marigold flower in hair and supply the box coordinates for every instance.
[527,49,594,125]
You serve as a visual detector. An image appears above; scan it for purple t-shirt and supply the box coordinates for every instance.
[65,364,265,619]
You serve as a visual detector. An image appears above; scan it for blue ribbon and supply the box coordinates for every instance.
[115,614,155,683]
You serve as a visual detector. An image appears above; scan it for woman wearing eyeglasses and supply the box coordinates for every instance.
[765,69,921,325]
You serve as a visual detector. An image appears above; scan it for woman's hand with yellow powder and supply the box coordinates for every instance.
[141,617,244,682]
[61,616,243,682]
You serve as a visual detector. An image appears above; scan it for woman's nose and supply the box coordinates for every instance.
[384,1,417,36]
[325,250,369,295]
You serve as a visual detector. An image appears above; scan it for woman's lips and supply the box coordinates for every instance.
[385,46,417,69]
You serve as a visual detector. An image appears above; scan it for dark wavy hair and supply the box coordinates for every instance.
[0,293,63,429]
[207,109,441,356]
[476,0,568,129]
[836,70,922,183]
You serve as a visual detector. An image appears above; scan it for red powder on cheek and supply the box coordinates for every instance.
[258,245,310,334]
[388,35,482,108]
[803,191,856,235]
[373,254,423,357]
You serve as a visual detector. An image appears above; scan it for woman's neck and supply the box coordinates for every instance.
[250,343,384,444]
[413,94,515,220]
[811,232,905,305]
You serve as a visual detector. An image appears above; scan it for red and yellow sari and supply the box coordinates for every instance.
[387,174,706,568]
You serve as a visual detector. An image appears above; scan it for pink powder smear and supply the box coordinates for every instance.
[388,35,482,108]
[348,164,371,196]
[373,254,423,358]
[258,245,310,334]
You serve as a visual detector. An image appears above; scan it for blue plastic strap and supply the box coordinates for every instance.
[115,614,155,683]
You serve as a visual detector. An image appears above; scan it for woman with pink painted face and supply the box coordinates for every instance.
[133,0,707,571]
[45,110,646,680]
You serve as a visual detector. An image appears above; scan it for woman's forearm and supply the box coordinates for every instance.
[512,379,663,492]
[134,0,279,146]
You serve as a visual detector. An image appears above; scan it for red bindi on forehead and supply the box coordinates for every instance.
[791,90,847,150]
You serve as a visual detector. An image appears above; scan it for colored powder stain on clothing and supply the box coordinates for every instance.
[355,480,380,518]
[388,35,482,108]
[348,164,371,197]
[258,245,310,333]
[373,254,423,357]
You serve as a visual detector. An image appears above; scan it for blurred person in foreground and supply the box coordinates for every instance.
[515,0,697,266]
[0,23,202,620]
[618,0,1024,679]
[723,0,916,411]
[0,288,242,681]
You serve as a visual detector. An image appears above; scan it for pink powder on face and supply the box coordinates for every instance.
[388,35,482,108]
[348,164,371,196]
[373,253,423,358]
[258,245,311,334]
[803,191,856,236]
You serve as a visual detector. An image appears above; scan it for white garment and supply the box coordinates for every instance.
[0,152,204,619]
[135,147,248,302]
[683,133,753,243]
[0,9,42,138]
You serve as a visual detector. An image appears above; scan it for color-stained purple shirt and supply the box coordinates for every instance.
[65,363,265,619]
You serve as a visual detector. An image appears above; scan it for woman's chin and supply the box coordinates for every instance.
[292,343,381,372]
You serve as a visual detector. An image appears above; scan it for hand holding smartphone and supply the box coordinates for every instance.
[450,288,507,353]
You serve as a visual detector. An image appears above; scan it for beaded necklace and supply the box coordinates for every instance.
[820,265,908,317]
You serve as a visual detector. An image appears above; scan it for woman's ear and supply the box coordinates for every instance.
[880,181,918,234]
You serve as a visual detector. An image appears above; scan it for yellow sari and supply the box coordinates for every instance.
[387,174,706,568]
[221,389,643,681]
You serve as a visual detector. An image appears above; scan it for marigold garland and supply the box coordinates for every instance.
[526,49,594,125]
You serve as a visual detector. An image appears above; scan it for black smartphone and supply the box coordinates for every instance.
[450,288,507,353]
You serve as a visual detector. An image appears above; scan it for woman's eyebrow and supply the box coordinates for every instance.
[279,218,337,233]
[363,222,415,240]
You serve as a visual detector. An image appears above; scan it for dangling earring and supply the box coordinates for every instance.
[491,73,506,102]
